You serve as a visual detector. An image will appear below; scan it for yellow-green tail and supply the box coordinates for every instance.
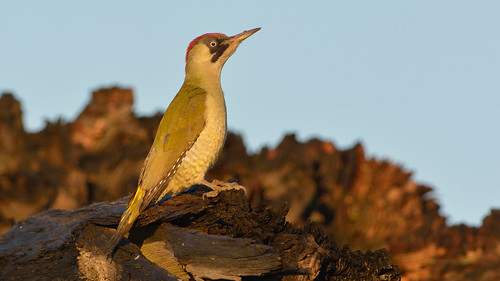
[105,188,146,255]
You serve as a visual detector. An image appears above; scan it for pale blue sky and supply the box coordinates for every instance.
[1,1,499,226]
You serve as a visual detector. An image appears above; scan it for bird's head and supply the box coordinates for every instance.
[184,28,260,80]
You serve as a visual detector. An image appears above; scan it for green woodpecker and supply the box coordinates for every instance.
[105,27,260,255]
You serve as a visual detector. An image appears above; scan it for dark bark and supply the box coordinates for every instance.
[0,187,400,281]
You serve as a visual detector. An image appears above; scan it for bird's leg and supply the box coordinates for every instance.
[201,179,246,199]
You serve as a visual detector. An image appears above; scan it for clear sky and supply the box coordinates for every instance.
[1,1,499,226]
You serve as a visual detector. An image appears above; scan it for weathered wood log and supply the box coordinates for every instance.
[0,184,400,280]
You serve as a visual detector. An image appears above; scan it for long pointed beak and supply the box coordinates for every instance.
[225,27,261,45]
[211,27,260,64]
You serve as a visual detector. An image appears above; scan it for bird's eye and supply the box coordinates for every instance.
[210,41,217,47]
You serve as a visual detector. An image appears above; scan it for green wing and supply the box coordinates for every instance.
[135,86,207,210]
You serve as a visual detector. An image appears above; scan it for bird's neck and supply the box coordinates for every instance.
[184,64,223,94]
[182,64,227,124]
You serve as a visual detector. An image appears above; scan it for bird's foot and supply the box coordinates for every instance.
[201,179,246,199]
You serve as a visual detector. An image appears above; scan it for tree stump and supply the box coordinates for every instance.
[0,184,400,280]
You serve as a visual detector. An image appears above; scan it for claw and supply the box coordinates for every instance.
[201,179,246,199]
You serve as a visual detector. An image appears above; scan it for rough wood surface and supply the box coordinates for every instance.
[0,186,400,280]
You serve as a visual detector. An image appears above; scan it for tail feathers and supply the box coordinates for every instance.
[105,188,146,256]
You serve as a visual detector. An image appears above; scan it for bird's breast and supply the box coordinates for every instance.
[165,90,227,195]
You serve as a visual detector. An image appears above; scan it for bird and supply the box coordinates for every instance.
[104,27,260,255]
